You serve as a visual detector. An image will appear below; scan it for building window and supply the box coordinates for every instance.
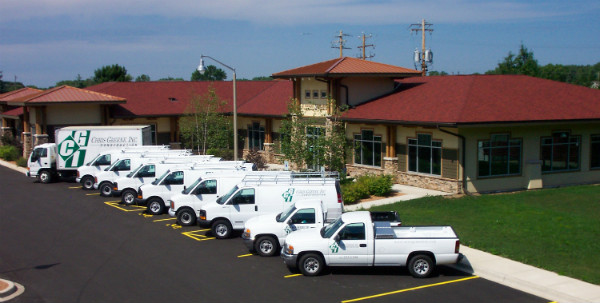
[305,90,311,99]
[354,130,381,167]
[248,122,265,151]
[312,90,319,99]
[592,135,600,169]
[408,134,442,175]
[320,90,327,99]
[541,131,580,172]
[478,134,521,177]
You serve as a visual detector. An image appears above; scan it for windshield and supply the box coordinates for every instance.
[153,170,171,185]
[216,185,238,205]
[321,217,344,238]
[183,177,203,195]
[106,159,121,171]
[127,164,144,178]
[277,206,297,223]
[86,154,101,166]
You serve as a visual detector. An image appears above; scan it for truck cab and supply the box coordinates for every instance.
[27,143,58,183]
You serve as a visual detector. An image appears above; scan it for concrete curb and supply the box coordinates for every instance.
[0,158,28,174]
[0,278,24,302]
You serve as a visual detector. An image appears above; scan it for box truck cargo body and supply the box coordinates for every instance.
[27,125,153,183]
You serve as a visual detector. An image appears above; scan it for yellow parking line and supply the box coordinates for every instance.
[341,276,479,303]
[182,230,214,242]
[284,274,302,278]
[69,186,81,189]
[104,201,145,212]
[153,218,176,222]
[237,254,253,258]
[86,193,100,196]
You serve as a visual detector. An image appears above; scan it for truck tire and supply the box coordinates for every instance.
[147,198,165,215]
[408,254,434,278]
[99,182,114,197]
[177,208,197,226]
[211,220,232,239]
[121,189,137,205]
[255,236,279,257]
[39,170,52,184]
[81,176,94,190]
[298,253,324,276]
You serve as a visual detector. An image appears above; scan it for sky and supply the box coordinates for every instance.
[1,0,599,88]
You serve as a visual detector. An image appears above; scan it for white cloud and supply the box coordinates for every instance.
[2,0,595,24]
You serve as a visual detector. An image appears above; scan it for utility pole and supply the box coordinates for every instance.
[357,33,375,60]
[410,19,434,76]
[332,30,351,58]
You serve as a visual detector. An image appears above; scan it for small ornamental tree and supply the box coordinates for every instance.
[278,98,349,174]
[179,87,232,155]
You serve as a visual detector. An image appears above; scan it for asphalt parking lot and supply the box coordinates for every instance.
[0,166,550,303]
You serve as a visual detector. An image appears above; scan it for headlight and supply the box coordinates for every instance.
[243,229,251,238]
[284,244,294,255]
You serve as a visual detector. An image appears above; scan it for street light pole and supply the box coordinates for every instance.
[198,55,238,161]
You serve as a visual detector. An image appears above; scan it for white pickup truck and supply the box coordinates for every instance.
[281,211,460,278]
[242,200,400,257]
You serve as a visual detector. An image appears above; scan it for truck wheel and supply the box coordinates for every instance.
[255,236,279,257]
[211,220,232,239]
[39,170,52,184]
[147,198,165,215]
[298,253,324,276]
[177,208,197,226]
[408,254,434,278]
[99,182,113,197]
[121,189,137,205]
[81,176,94,190]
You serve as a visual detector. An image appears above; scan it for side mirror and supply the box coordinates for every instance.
[31,155,39,162]
[334,234,340,242]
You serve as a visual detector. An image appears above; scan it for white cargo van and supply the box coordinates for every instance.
[198,172,343,239]
[168,171,292,226]
[27,125,153,183]
[137,162,256,215]
[113,156,221,204]
[76,147,186,189]
[92,153,205,196]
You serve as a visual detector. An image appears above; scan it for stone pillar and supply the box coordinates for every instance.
[383,157,399,182]
[22,132,32,159]
[263,143,275,163]
[34,134,49,147]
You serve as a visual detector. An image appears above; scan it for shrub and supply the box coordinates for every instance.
[16,157,27,167]
[0,145,19,161]
[370,175,393,196]
[341,174,394,204]
[244,149,266,170]
[206,148,233,161]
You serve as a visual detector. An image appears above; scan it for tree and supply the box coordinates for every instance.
[428,71,448,76]
[179,87,233,156]
[486,44,539,76]
[159,77,184,81]
[135,74,151,82]
[191,65,227,81]
[55,74,94,88]
[278,99,349,173]
[93,64,133,84]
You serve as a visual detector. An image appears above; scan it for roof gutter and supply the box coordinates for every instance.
[437,125,470,195]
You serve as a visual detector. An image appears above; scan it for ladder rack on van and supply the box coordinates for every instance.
[241,172,338,185]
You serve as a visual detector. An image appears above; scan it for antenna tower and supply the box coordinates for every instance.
[331,30,352,58]
[357,33,375,60]
[410,19,434,76]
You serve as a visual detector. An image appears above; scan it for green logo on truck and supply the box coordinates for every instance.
[58,130,90,168]
[282,188,295,203]
[329,242,339,253]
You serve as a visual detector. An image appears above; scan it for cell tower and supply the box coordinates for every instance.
[410,19,434,76]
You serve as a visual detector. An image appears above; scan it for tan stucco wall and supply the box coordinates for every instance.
[460,122,600,193]
[46,104,102,125]
[299,78,328,105]
[341,77,395,107]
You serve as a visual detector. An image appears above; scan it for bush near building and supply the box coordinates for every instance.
[342,174,393,205]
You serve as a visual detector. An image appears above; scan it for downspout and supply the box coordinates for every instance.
[437,125,470,195]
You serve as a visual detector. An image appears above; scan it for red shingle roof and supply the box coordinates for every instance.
[272,57,421,78]
[87,81,293,118]
[0,107,23,118]
[342,75,600,124]
[19,85,126,105]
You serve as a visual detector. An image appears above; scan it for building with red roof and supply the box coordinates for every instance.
[3,56,599,193]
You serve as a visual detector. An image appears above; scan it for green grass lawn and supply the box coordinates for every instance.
[367,184,600,285]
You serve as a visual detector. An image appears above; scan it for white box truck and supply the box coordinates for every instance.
[27,125,153,183]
